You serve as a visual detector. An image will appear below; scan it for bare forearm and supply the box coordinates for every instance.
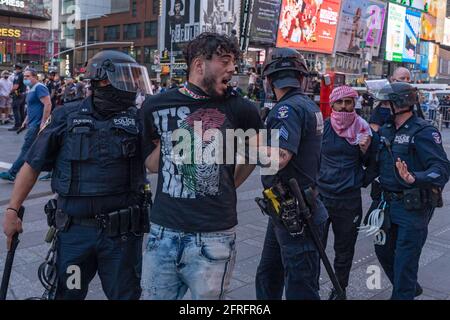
[145,144,161,173]
[40,100,52,128]
[8,163,40,210]
[234,164,256,188]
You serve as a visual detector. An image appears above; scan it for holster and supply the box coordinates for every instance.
[403,188,423,211]
[370,180,382,201]
[260,182,305,237]
[44,199,57,227]
[430,187,444,208]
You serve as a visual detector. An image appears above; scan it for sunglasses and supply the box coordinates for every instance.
[334,98,354,106]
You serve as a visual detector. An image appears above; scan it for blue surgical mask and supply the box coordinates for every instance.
[23,79,32,87]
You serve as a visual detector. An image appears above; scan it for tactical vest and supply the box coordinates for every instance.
[378,117,433,191]
[52,99,145,196]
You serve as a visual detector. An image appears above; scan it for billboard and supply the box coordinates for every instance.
[402,9,421,63]
[390,0,425,11]
[162,0,201,59]
[385,3,406,62]
[335,0,387,57]
[201,0,241,35]
[276,0,342,54]
[444,18,450,47]
[420,12,436,41]
[434,0,447,43]
[420,41,429,71]
[0,0,51,20]
[428,41,439,78]
[248,0,282,45]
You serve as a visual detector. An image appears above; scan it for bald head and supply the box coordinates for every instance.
[391,67,411,83]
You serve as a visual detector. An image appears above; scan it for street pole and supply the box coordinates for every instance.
[85,17,88,63]
[170,29,173,80]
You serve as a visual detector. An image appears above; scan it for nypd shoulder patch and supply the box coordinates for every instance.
[432,132,442,144]
[277,105,289,119]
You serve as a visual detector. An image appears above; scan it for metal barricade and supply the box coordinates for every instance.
[440,105,450,130]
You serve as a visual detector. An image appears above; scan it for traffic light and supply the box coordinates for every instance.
[44,61,49,73]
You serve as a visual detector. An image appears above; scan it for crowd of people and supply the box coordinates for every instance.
[0,32,449,302]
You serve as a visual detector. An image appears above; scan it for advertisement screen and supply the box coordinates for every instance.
[444,18,450,47]
[420,41,429,72]
[434,0,446,43]
[385,3,406,62]
[276,0,342,54]
[402,9,421,63]
[163,0,201,58]
[390,0,425,11]
[201,0,241,35]
[249,0,282,45]
[428,42,439,78]
[335,0,386,57]
[424,0,440,17]
[421,12,436,41]
[0,0,51,20]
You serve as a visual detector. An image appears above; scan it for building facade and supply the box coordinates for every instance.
[58,0,159,78]
[0,0,58,72]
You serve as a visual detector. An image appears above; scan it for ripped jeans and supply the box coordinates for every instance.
[141,223,236,300]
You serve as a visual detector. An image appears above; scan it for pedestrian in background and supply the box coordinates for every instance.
[0,70,13,124]
[0,68,51,182]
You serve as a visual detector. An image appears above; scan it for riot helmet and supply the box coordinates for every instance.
[375,82,418,109]
[262,48,308,89]
[84,50,152,94]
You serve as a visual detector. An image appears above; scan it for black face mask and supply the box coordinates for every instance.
[92,84,136,118]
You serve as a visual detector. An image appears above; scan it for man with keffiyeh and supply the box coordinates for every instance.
[317,85,379,300]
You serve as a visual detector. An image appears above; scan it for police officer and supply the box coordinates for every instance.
[9,64,26,131]
[255,48,328,300]
[2,50,152,300]
[373,82,450,300]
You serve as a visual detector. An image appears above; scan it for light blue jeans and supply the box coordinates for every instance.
[141,223,236,300]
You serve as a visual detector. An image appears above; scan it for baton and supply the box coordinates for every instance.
[0,206,25,300]
[288,179,346,300]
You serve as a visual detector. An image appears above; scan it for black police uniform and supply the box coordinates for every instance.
[375,115,450,299]
[255,88,329,300]
[25,97,147,300]
[12,69,26,128]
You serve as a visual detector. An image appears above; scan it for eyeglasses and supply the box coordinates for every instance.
[334,98,354,106]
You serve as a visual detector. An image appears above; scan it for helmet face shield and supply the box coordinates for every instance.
[375,83,418,108]
[375,84,397,102]
[105,63,153,94]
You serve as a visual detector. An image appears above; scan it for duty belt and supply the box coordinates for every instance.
[382,191,404,201]
[69,205,148,236]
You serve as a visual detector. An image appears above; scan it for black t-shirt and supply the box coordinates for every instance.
[141,84,264,232]
[13,71,26,94]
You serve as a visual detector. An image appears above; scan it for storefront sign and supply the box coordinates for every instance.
[0,0,25,8]
[0,28,21,38]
